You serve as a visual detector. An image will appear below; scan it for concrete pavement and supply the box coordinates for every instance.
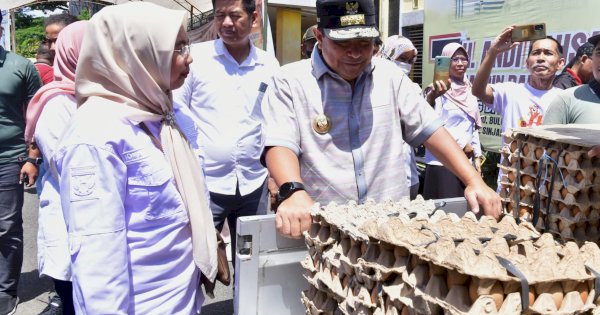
[15,188,233,315]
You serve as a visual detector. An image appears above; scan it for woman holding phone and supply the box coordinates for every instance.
[423,42,483,199]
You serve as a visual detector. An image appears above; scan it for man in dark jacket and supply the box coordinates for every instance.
[553,42,594,89]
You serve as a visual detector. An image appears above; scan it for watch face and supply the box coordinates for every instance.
[279,182,294,197]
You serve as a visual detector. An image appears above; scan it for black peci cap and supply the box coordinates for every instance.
[316,0,379,41]
[588,34,600,48]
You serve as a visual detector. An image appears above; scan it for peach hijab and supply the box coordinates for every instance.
[75,2,218,280]
[25,21,88,144]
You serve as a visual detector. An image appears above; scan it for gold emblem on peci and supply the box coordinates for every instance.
[340,14,365,27]
[345,1,359,15]
[312,114,332,134]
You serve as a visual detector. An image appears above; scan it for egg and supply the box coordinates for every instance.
[522,145,530,156]
[510,141,518,153]
[519,207,530,218]
[535,147,544,159]
[529,286,536,306]
[583,206,592,217]
[550,150,558,160]
[548,282,564,309]
[558,220,574,233]
[575,171,585,183]
[400,305,410,315]
[571,206,580,217]
[468,278,479,304]
[489,281,504,311]
[342,274,350,289]
[370,286,378,304]
[576,282,589,303]
[560,187,569,199]
[447,269,469,288]
[508,171,516,182]
[562,168,570,179]
[521,174,533,185]
[564,153,572,166]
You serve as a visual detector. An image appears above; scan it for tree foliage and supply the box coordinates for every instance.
[13,1,97,57]
[15,17,44,58]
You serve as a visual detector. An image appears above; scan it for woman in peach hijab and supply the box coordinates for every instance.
[26,20,88,315]
[52,3,217,314]
[423,42,483,199]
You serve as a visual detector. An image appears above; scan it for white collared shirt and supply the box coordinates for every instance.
[53,102,202,314]
[173,39,280,196]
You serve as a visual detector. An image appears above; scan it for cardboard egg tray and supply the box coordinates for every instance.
[499,125,600,242]
[301,197,600,315]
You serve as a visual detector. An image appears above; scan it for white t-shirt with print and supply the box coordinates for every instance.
[486,81,562,189]
[487,81,562,142]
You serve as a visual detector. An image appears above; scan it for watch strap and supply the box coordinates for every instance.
[276,182,306,203]
[25,157,43,165]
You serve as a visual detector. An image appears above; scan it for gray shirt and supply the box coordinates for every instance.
[264,49,442,204]
[543,84,600,125]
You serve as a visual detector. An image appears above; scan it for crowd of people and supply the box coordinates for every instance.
[0,0,599,314]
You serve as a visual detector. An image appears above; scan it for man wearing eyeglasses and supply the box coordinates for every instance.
[172,0,280,261]
[0,13,42,315]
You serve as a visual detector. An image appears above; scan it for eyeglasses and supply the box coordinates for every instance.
[451,56,469,64]
[174,45,191,57]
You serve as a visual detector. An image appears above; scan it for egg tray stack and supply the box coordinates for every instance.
[301,197,600,315]
[301,197,437,315]
[498,125,600,242]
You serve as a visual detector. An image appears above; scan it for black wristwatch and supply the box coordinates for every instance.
[25,157,43,166]
[276,182,306,204]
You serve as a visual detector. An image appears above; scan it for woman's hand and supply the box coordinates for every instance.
[426,79,450,105]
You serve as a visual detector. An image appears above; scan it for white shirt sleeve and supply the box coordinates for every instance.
[55,143,130,314]
[487,82,509,115]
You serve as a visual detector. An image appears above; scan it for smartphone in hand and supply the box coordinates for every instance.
[511,23,546,42]
[433,56,451,90]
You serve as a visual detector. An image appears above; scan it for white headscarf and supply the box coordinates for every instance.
[377,35,418,62]
[76,2,218,281]
[376,35,418,75]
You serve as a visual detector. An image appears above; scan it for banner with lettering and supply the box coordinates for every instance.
[422,0,600,152]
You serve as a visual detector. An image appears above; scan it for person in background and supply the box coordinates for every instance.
[376,34,420,199]
[53,3,215,313]
[0,13,42,315]
[472,25,564,189]
[43,13,79,52]
[173,0,280,261]
[376,34,417,77]
[543,34,600,124]
[25,21,89,315]
[373,36,382,55]
[423,42,483,199]
[33,44,55,85]
[553,42,594,89]
[263,0,501,239]
[301,24,317,59]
